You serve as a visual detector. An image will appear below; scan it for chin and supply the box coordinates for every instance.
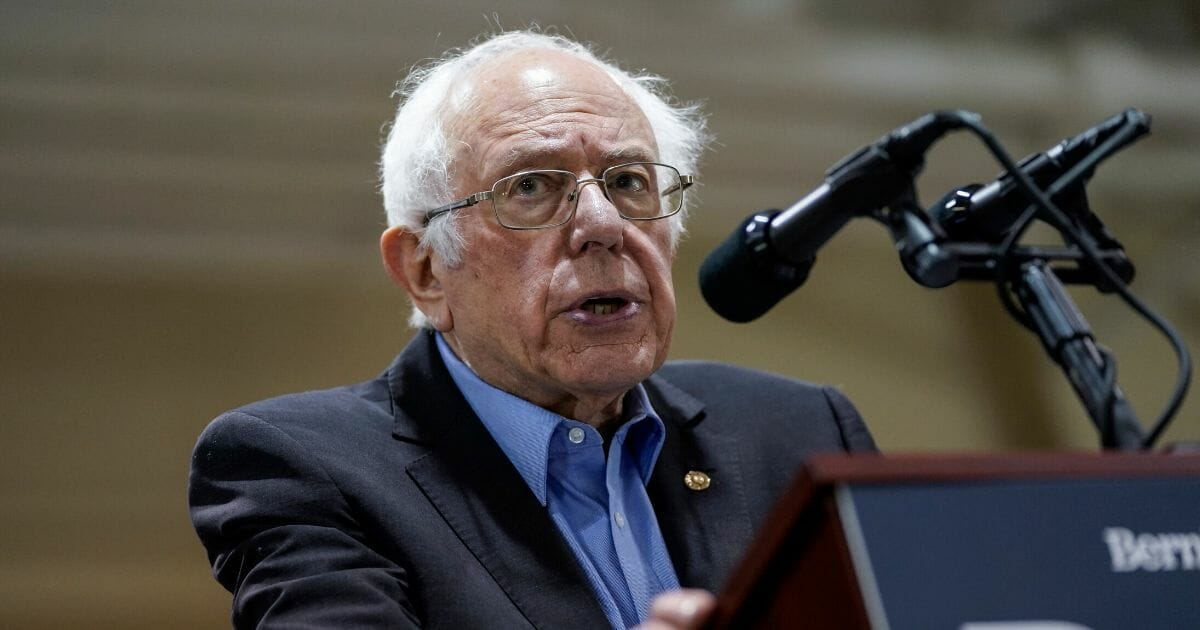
[562,342,662,391]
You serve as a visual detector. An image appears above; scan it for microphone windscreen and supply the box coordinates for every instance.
[698,212,814,323]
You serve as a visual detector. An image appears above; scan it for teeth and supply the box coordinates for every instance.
[584,302,617,315]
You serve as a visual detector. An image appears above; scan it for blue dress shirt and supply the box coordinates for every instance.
[436,333,681,628]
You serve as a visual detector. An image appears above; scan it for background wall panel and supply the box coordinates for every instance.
[2,1,1196,626]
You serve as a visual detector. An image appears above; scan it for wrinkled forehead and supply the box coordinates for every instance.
[443,48,657,166]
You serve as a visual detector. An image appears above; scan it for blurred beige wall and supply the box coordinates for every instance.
[2,1,1197,627]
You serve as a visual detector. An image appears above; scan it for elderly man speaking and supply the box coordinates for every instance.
[189,30,875,629]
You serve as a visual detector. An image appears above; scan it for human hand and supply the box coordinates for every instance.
[633,588,716,630]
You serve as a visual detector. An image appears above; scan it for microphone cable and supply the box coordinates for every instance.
[943,111,1191,448]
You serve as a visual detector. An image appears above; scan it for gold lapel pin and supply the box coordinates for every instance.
[684,470,711,491]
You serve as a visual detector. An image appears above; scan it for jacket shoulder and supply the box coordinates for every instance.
[651,360,875,452]
[224,376,390,430]
[195,374,396,468]
[656,360,824,391]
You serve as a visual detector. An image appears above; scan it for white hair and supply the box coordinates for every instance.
[379,30,711,327]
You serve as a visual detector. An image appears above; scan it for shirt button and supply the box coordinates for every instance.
[568,427,585,444]
[614,512,626,528]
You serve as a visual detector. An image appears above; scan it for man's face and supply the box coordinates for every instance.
[433,49,677,424]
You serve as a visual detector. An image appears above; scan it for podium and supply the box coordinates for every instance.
[708,453,1200,629]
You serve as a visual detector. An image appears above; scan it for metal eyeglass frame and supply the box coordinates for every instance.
[421,161,694,230]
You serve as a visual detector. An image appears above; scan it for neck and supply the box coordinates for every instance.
[549,395,626,440]
[439,331,630,438]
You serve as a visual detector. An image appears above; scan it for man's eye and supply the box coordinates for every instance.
[513,175,548,196]
[503,172,570,200]
[609,171,648,193]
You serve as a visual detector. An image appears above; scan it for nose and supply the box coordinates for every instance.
[568,178,624,253]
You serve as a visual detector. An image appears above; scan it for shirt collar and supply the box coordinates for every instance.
[435,332,666,505]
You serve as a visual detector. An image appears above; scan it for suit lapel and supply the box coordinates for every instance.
[645,374,756,594]
[388,332,609,629]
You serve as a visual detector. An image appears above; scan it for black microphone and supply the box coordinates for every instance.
[700,111,971,322]
[930,108,1151,242]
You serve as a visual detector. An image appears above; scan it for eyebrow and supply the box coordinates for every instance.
[498,147,558,173]
[604,146,657,164]
[496,144,658,176]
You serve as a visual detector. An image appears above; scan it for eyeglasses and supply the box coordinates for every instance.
[423,162,693,230]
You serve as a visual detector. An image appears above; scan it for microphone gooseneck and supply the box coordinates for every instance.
[699,111,972,322]
[930,108,1151,242]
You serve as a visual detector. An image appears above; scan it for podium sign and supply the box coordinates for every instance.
[711,453,1200,630]
[844,475,1199,629]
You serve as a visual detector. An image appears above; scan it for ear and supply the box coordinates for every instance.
[380,226,453,331]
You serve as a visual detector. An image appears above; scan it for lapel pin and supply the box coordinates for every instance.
[684,470,711,491]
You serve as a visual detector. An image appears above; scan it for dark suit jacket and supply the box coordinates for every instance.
[189,330,875,628]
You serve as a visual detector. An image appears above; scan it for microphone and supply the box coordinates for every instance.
[700,110,971,322]
[930,108,1151,242]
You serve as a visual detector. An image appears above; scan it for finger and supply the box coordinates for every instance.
[646,589,717,629]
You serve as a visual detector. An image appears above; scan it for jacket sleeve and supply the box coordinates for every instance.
[188,411,421,629]
[822,385,878,452]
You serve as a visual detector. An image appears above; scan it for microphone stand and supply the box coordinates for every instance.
[751,109,1180,450]
[883,201,1147,450]
[1013,260,1143,450]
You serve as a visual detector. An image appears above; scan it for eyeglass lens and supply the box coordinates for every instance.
[492,163,682,228]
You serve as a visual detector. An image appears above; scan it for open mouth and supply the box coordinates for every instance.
[580,296,630,316]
